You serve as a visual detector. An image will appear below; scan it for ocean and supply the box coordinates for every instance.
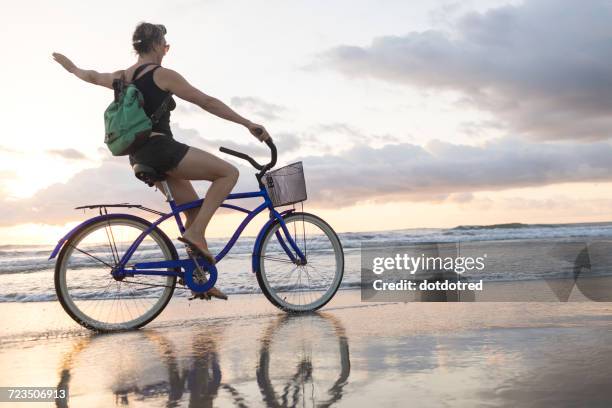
[2,221,612,303]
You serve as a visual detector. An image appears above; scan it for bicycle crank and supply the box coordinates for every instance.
[183,251,218,292]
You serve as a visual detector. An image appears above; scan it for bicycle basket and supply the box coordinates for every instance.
[264,162,307,207]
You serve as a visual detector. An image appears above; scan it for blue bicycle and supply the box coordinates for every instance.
[50,139,344,331]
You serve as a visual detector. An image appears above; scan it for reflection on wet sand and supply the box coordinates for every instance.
[3,297,612,407]
[55,313,351,407]
[257,314,350,408]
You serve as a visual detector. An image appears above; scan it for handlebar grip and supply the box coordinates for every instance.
[265,138,277,168]
[219,146,263,170]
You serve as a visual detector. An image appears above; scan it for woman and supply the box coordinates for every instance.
[52,22,271,300]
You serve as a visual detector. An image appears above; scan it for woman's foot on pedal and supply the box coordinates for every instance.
[178,232,216,265]
[206,286,228,300]
[189,286,228,301]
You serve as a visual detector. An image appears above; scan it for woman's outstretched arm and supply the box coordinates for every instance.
[156,68,271,142]
[52,52,122,89]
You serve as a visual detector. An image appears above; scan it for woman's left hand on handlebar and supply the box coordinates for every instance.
[247,122,271,142]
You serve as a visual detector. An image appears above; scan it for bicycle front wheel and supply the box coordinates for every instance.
[54,214,177,331]
[256,212,344,312]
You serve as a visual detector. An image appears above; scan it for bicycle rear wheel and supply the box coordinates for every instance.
[256,212,344,312]
[54,214,177,331]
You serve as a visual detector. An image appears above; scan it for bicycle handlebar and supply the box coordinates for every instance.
[219,146,264,170]
[265,138,278,169]
[219,135,277,173]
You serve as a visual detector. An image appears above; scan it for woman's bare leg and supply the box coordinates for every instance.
[166,147,239,260]
[154,158,235,299]
[154,176,199,228]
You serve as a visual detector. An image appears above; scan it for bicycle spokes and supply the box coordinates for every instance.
[56,217,176,331]
[258,213,344,312]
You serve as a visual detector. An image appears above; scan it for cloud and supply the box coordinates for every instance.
[46,148,88,160]
[302,137,612,207]
[0,155,162,226]
[314,123,401,145]
[447,192,474,204]
[0,149,274,227]
[171,124,302,159]
[230,96,287,121]
[174,96,287,122]
[0,145,19,154]
[319,0,612,141]
[5,120,612,226]
[0,170,15,196]
[0,125,300,226]
[173,102,202,116]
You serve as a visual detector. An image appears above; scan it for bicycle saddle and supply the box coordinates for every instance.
[132,164,166,187]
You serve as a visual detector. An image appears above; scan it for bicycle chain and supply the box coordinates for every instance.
[121,279,189,291]
[118,251,210,292]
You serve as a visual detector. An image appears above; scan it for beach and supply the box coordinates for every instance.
[4,225,612,406]
[3,0,610,406]
[3,288,612,407]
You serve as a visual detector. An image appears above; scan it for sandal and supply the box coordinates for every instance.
[178,236,216,265]
[181,243,227,301]
[189,287,229,301]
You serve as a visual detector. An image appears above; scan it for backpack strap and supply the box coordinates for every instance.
[129,63,173,124]
[144,65,173,124]
[150,93,173,124]
[112,78,123,102]
[112,70,129,102]
[113,63,156,100]
[131,62,157,82]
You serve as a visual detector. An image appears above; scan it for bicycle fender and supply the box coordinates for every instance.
[251,208,295,273]
[48,213,149,260]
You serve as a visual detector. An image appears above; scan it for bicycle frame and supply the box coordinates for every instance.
[50,183,307,282]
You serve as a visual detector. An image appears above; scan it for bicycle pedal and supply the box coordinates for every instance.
[188,292,212,301]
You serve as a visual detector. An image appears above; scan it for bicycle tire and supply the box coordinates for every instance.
[54,214,178,331]
[255,212,344,312]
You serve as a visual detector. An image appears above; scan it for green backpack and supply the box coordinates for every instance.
[104,63,172,156]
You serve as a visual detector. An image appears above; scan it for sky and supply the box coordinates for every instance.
[2,0,612,244]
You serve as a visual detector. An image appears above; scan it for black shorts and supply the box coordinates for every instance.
[129,133,190,174]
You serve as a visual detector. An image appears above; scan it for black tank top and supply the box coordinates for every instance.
[131,64,176,135]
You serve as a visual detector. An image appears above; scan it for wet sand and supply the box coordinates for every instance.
[3,289,612,407]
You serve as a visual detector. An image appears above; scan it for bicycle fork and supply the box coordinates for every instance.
[269,210,307,265]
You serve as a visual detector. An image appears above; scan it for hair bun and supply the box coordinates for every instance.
[132,22,167,55]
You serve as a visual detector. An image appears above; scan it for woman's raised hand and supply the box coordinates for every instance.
[247,122,271,142]
[52,52,76,73]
